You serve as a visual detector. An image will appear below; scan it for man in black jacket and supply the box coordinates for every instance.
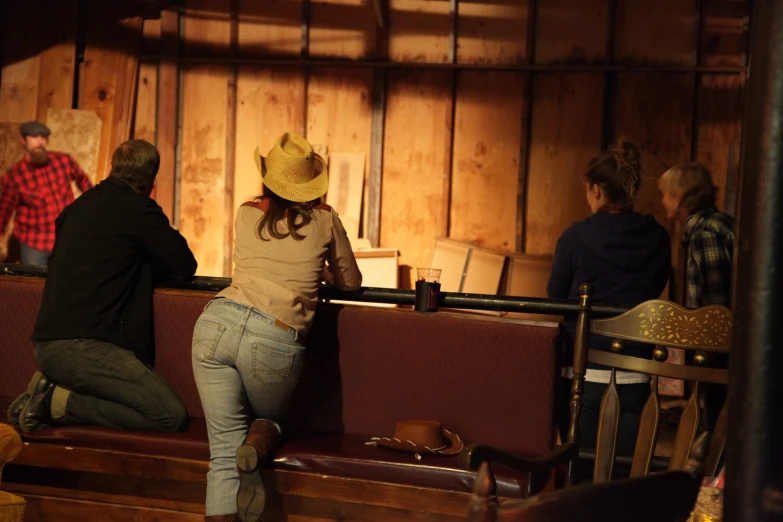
[7,139,198,433]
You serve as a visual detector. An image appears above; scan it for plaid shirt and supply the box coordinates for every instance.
[682,207,735,309]
[0,152,93,252]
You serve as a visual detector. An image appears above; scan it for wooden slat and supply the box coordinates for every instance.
[36,0,79,123]
[388,0,450,63]
[700,0,750,67]
[275,470,470,516]
[611,73,694,237]
[46,109,103,186]
[155,9,180,221]
[630,376,661,477]
[614,0,697,65]
[21,494,203,522]
[588,350,729,384]
[696,73,744,211]
[13,442,208,482]
[669,383,700,470]
[238,0,303,57]
[457,1,529,64]
[534,0,609,64]
[133,63,158,144]
[704,403,728,476]
[0,0,40,122]
[593,369,620,483]
[309,0,379,59]
[524,73,603,255]
[380,69,452,289]
[180,65,230,276]
[450,71,525,252]
[234,66,306,219]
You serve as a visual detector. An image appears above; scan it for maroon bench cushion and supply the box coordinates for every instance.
[275,434,531,497]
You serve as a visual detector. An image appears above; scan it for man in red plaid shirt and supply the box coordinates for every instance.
[0,121,93,265]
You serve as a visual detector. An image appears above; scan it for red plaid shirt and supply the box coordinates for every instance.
[0,152,93,252]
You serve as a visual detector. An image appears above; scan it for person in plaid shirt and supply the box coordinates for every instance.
[659,162,735,431]
[0,121,93,265]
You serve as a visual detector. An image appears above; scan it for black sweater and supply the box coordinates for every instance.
[547,211,671,368]
[33,176,198,366]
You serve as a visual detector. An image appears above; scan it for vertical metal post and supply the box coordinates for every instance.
[725,1,783,520]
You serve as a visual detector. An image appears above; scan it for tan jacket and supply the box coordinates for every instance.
[218,199,362,338]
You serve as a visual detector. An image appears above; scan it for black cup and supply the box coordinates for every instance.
[415,280,440,313]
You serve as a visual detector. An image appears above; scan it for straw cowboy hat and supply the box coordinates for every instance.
[368,420,464,457]
[253,132,328,203]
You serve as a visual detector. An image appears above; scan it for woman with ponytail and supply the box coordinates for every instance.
[192,133,361,522]
[548,137,671,462]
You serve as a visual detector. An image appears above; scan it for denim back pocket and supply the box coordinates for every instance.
[251,340,304,385]
[192,319,227,362]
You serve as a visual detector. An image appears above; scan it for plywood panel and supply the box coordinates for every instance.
[458,0,528,64]
[0,59,40,122]
[309,0,378,59]
[614,0,696,65]
[450,71,524,252]
[234,66,305,217]
[133,63,158,144]
[525,73,603,255]
[535,0,609,64]
[381,70,452,289]
[238,0,303,56]
[462,248,506,295]
[505,253,553,298]
[430,239,470,292]
[612,73,694,229]
[389,0,450,63]
[46,109,103,185]
[35,0,78,123]
[180,66,229,277]
[697,74,744,211]
[0,123,24,174]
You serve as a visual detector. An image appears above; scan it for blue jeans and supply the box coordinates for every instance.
[34,339,188,431]
[19,243,50,266]
[192,298,305,516]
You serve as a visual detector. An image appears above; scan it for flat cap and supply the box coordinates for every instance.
[20,121,51,137]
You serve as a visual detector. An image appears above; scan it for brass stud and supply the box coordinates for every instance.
[694,351,710,366]
[653,346,669,362]
[611,339,625,353]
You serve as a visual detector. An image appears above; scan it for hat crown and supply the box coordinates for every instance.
[265,132,318,184]
[393,420,446,448]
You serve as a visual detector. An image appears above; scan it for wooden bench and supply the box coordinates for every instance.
[0,274,563,521]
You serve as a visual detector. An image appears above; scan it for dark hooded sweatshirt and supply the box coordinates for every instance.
[547,210,671,369]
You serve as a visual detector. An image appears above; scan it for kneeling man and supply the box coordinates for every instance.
[8,139,198,433]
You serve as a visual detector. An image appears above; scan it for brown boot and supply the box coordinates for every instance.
[205,515,238,521]
[236,419,281,522]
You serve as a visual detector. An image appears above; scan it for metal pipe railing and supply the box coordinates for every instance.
[0,263,631,318]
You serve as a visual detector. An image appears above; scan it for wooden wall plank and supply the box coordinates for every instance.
[700,0,750,67]
[388,0,450,63]
[450,71,525,252]
[306,67,373,236]
[457,0,528,64]
[381,70,452,288]
[696,74,744,211]
[36,0,79,123]
[180,65,229,277]
[614,0,696,65]
[133,63,158,144]
[611,73,694,229]
[238,0,303,57]
[155,9,180,221]
[535,0,609,64]
[234,66,306,217]
[181,0,232,276]
[0,58,40,122]
[309,0,379,59]
[525,73,604,255]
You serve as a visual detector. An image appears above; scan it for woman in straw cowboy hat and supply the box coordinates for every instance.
[192,132,362,522]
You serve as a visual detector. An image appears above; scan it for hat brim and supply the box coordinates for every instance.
[253,147,328,203]
[374,429,464,456]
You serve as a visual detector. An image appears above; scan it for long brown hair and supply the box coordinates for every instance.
[583,136,643,210]
[255,185,320,241]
